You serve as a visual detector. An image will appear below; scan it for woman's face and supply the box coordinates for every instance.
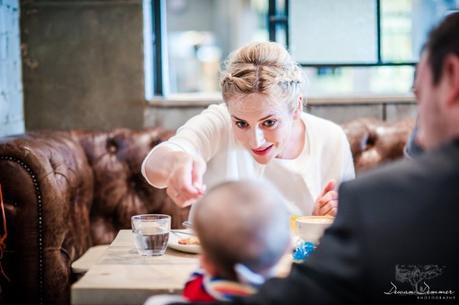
[227,93,302,164]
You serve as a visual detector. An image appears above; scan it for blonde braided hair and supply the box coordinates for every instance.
[221,41,305,111]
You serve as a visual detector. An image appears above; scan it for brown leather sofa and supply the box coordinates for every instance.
[0,128,188,305]
[0,117,414,305]
[342,117,415,172]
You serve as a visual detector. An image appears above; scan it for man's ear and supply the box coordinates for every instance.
[442,54,459,107]
[292,96,303,119]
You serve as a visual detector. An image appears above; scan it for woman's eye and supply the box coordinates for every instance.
[262,119,277,128]
[235,121,249,129]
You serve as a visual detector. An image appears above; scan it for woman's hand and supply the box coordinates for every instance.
[165,151,207,207]
[313,180,338,217]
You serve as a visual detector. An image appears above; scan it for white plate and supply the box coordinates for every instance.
[168,230,201,254]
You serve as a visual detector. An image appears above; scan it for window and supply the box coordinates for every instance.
[285,0,459,96]
[146,0,459,98]
[147,0,268,96]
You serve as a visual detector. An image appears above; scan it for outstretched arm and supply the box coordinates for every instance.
[142,146,206,207]
[141,104,228,207]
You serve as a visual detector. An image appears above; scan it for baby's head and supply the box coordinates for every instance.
[191,179,290,282]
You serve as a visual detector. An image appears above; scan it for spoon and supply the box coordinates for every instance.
[182,221,193,230]
[170,229,195,237]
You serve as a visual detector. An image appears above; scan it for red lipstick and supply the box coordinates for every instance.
[251,145,273,156]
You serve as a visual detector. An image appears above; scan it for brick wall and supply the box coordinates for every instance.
[0,0,24,137]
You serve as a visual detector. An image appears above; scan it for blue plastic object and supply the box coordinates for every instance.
[292,241,316,261]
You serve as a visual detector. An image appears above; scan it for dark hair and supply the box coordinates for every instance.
[426,12,459,84]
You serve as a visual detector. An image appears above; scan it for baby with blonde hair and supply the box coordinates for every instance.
[183,179,291,302]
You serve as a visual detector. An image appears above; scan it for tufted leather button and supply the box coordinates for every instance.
[150,139,161,149]
[106,138,118,154]
[49,157,59,172]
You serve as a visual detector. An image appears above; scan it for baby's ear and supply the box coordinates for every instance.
[200,254,219,276]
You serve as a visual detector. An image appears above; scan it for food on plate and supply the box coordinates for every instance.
[178,236,200,245]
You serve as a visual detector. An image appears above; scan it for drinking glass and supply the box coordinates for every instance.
[131,214,171,256]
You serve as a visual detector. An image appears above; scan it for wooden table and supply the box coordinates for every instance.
[71,230,199,305]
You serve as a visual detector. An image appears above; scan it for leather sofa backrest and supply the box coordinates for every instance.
[71,128,187,245]
[0,131,94,305]
[342,117,415,173]
[0,128,187,305]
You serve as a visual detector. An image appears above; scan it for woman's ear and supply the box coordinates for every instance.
[292,96,303,119]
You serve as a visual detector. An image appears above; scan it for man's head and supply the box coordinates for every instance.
[191,180,290,281]
[414,12,459,149]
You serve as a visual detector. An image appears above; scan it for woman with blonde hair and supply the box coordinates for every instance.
[142,41,354,216]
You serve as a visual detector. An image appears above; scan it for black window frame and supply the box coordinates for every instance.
[151,0,417,96]
[269,0,418,67]
[152,0,166,96]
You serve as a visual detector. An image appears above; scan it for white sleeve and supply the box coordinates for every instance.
[141,103,229,176]
[340,129,356,181]
[164,103,229,161]
[141,104,229,187]
[319,121,355,185]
